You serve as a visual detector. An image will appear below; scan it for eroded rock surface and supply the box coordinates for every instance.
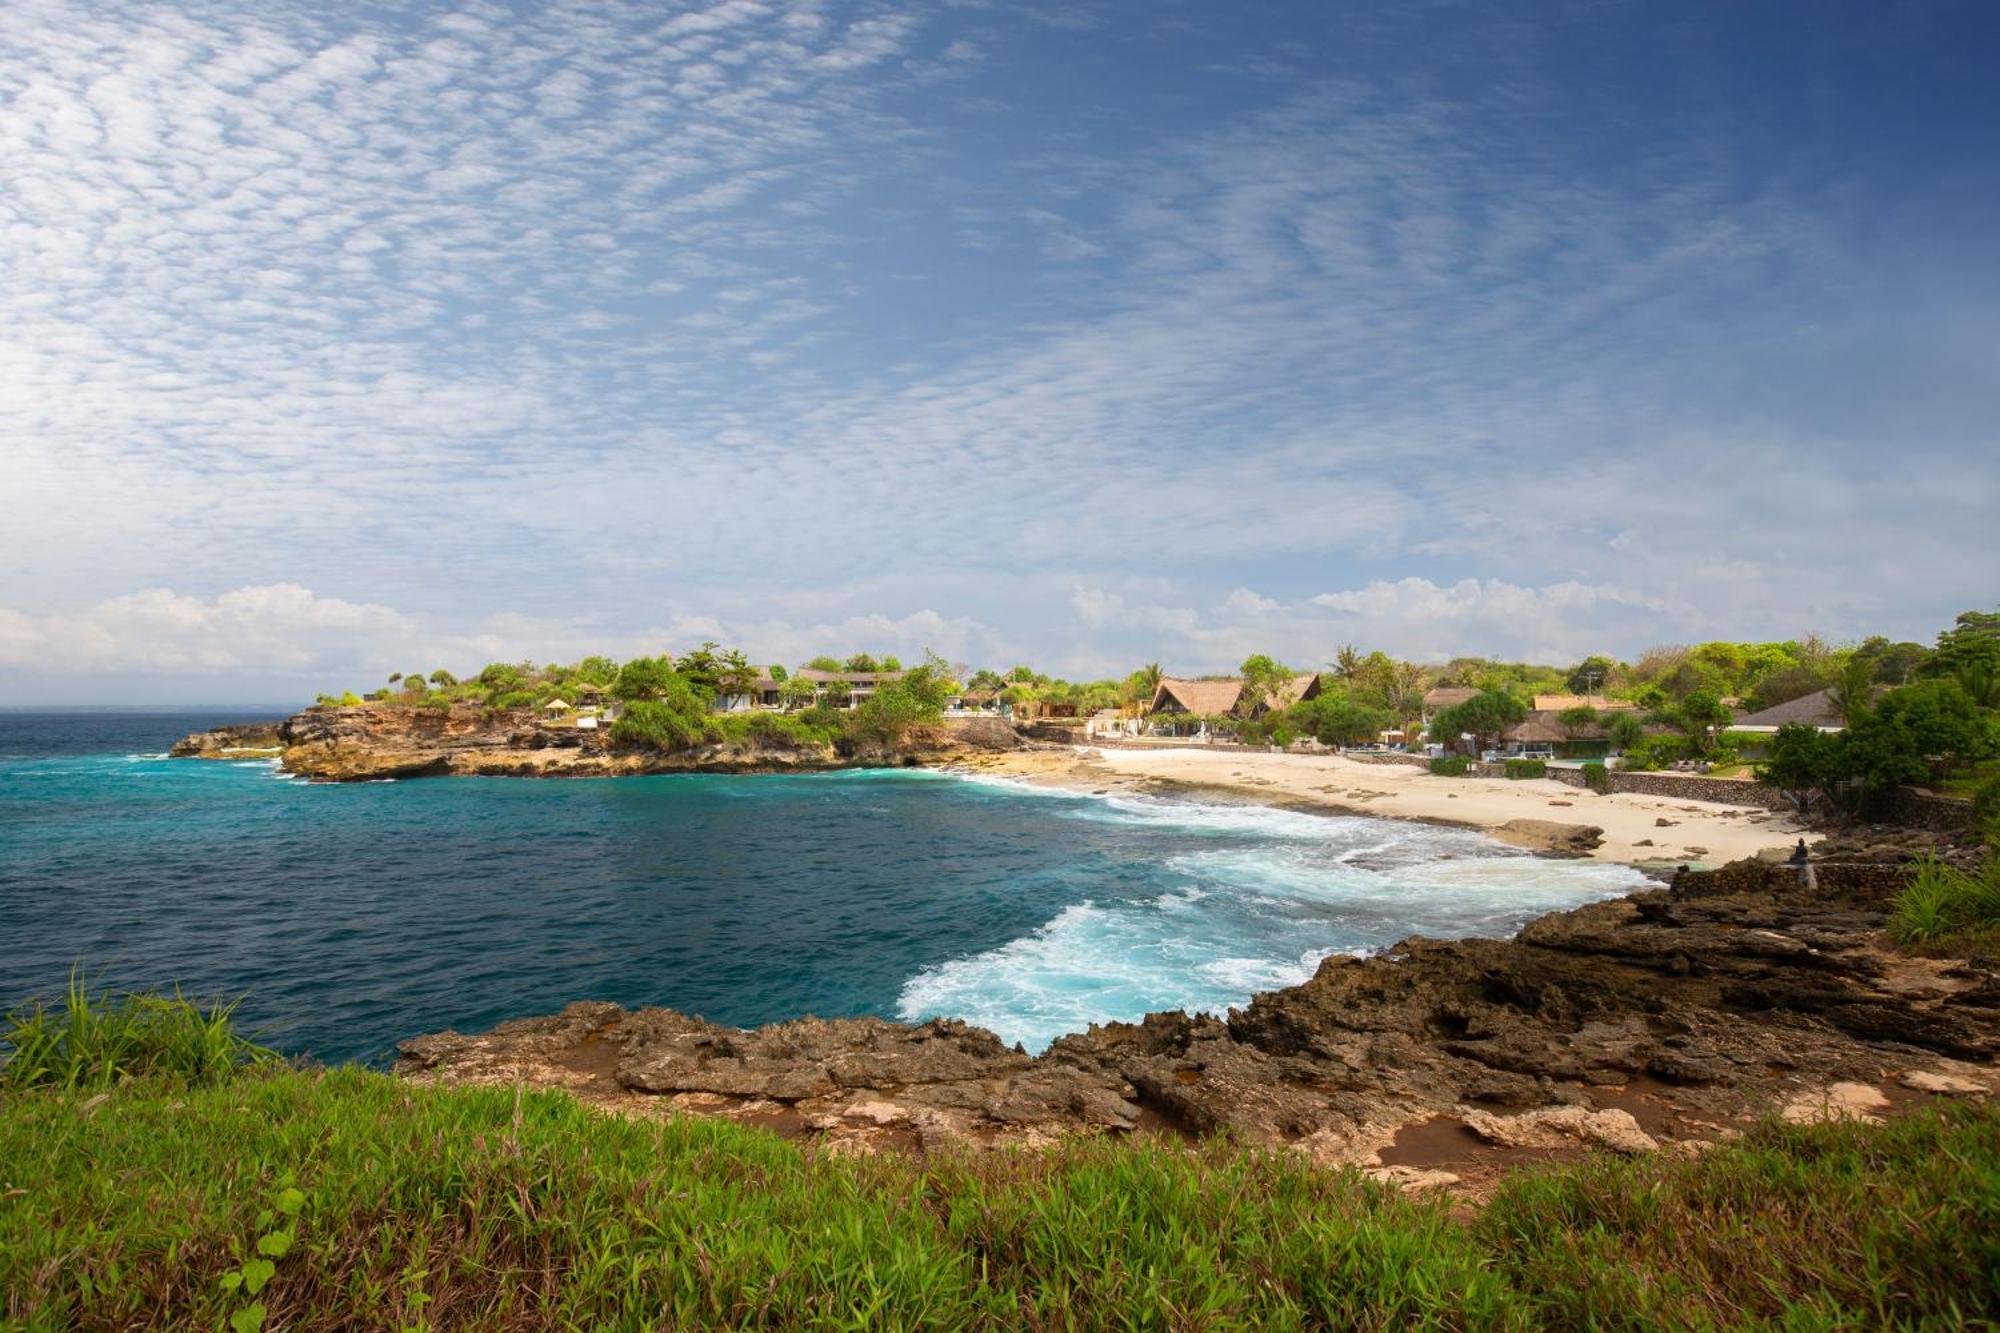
[396,860,2000,1165]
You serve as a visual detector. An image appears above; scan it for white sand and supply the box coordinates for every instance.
[965,746,1816,867]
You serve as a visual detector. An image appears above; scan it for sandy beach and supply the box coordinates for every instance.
[955,745,1818,868]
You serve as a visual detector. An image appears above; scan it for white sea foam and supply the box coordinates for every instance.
[901,780,1645,1051]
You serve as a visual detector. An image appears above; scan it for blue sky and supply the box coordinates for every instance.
[1,0,1994,702]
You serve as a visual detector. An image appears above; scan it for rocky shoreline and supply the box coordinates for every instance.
[396,853,1998,1191]
[171,704,1028,781]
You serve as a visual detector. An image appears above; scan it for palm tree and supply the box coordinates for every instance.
[1827,655,1876,728]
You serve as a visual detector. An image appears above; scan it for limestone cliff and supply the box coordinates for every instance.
[170,704,1024,781]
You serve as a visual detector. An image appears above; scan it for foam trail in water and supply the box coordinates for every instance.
[902,781,1643,1052]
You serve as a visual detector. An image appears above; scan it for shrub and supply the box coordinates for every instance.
[1504,759,1547,780]
[610,697,716,753]
[1,971,274,1091]
[1581,761,1611,793]
[1888,854,2000,953]
[1429,756,1470,777]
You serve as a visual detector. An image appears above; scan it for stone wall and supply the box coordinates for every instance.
[1878,787,1977,834]
[1671,858,1915,903]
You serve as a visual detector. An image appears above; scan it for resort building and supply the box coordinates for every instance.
[1143,674,1322,736]
[791,668,908,710]
[1420,686,1479,723]
[1728,687,1849,733]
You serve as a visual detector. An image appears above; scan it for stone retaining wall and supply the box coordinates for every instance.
[1671,858,1915,903]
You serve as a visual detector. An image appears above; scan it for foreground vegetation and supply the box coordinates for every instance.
[1891,855,2000,956]
[5,989,1999,1330]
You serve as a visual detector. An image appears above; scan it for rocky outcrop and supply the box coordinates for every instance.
[167,721,284,758]
[396,860,2000,1164]
[1489,819,1604,856]
[170,706,1026,782]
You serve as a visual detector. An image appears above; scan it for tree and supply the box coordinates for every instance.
[611,655,680,702]
[1556,705,1600,738]
[1746,664,1825,713]
[387,672,402,684]
[779,675,818,710]
[1660,690,1732,755]
[843,653,880,673]
[1289,693,1391,747]
[573,656,620,687]
[849,654,954,748]
[1565,655,1619,698]
[428,669,457,688]
[677,643,753,699]
[1826,655,1876,729]
[768,664,788,682]
[1331,645,1361,681]
[1851,636,1930,686]
[1869,678,1993,773]
[806,656,842,672]
[1759,723,1841,815]
[1006,665,1037,683]
[1429,689,1526,753]
[1605,712,1646,754]
[880,656,902,672]
[1238,654,1294,714]
[401,675,427,696]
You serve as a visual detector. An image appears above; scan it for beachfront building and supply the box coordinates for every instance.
[1141,674,1322,738]
[792,668,909,710]
[1145,678,1244,737]
[1728,687,1849,733]
[1420,686,1479,725]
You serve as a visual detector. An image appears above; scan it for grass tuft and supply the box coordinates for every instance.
[0,969,276,1092]
[1889,854,2000,954]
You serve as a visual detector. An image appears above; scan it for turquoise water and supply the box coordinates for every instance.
[0,711,1643,1063]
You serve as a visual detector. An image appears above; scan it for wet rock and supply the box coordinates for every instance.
[1490,819,1604,856]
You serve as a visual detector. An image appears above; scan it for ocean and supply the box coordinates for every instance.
[0,710,1643,1064]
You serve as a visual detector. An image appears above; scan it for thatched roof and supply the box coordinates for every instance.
[1422,686,1479,709]
[1502,715,1569,744]
[1149,678,1244,716]
[1731,688,1845,730]
[1268,674,1322,710]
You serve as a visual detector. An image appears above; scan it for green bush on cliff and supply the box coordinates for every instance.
[610,694,716,753]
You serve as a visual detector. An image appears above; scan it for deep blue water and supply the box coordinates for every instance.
[0,711,1643,1064]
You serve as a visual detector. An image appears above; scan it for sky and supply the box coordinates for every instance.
[1,0,1995,704]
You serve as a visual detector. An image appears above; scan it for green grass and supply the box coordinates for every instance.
[1889,855,2000,955]
[0,970,275,1092]
[3,1065,1997,1330]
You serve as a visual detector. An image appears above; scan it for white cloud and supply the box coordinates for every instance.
[0,2,1991,700]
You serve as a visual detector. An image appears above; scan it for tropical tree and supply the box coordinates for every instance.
[1238,654,1294,714]
[806,656,842,672]
[1429,689,1526,753]
[1827,654,1877,729]
[611,655,681,702]
[843,653,880,673]
[1759,723,1841,815]
[1565,655,1619,698]
[1289,693,1391,747]
[1605,712,1647,754]
[1556,706,1600,738]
